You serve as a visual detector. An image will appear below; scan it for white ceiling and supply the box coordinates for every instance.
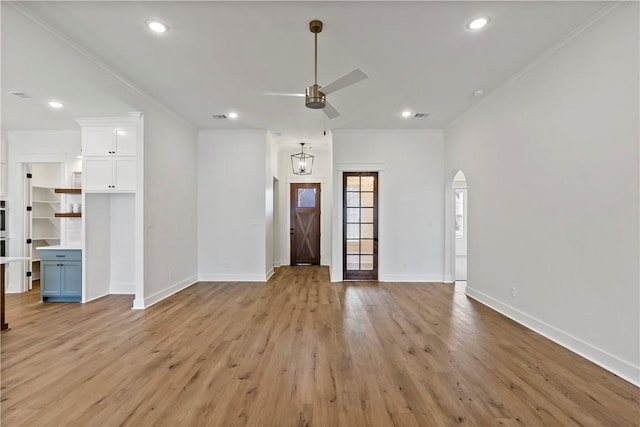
[2,1,609,145]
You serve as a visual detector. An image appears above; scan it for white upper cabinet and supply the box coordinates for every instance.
[83,158,112,191]
[76,116,141,193]
[114,129,136,156]
[82,127,136,157]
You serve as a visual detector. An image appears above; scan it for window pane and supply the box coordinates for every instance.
[361,224,373,238]
[346,240,360,254]
[361,239,374,254]
[455,189,464,237]
[455,215,463,238]
[346,192,360,207]
[361,255,374,270]
[346,255,359,270]
[361,192,374,207]
[346,224,360,239]
[360,208,373,223]
[346,176,360,192]
[298,188,316,208]
[361,176,374,192]
[346,208,360,223]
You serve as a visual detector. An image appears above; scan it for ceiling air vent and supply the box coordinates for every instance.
[212,114,228,119]
[9,91,31,99]
[414,112,429,118]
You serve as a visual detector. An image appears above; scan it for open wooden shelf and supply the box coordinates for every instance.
[55,188,82,194]
[55,213,81,218]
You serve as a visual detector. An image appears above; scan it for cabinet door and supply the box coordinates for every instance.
[113,157,136,192]
[60,262,81,296]
[83,127,114,156]
[41,262,60,296]
[114,128,136,156]
[84,157,113,191]
[0,163,6,198]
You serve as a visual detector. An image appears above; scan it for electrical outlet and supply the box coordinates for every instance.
[511,287,516,297]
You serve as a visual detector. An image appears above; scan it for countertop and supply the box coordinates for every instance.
[0,257,29,265]
[36,246,82,251]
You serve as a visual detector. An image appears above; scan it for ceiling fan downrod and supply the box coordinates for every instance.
[306,20,326,109]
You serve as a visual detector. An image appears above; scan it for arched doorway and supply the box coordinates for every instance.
[452,170,467,288]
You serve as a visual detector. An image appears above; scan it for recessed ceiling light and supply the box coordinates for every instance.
[228,112,239,119]
[467,17,489,30]
[48,101,64,109]
[401,111,412,118]
[146,20,169,33]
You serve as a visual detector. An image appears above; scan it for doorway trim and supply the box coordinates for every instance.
[283,176,327,267]
[10,154,68,293]
[444,169,468,283]
[290,182,321,265]
[343,172,378,280]
[332,163,385,282]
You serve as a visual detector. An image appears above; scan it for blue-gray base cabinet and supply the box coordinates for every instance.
[40,249,81,302]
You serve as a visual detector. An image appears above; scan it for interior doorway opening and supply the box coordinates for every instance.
[452,170,467,291]
[24,162,65,292]
[290,182,321,265]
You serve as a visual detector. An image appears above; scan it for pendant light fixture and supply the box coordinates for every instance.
[291,143,314,175]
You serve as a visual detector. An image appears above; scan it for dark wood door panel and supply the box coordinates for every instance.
[291,183,321,265]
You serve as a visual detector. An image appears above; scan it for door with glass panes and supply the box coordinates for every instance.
[344,172,378,280]
[290,183,321,265]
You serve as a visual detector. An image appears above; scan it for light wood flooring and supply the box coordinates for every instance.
[2,266,638,426]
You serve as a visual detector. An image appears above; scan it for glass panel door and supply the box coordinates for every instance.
[343,172,378,280]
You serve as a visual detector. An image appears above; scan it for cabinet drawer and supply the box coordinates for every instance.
[40,250,82,261]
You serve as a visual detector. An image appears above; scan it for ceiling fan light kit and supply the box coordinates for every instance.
[305,84,326,109]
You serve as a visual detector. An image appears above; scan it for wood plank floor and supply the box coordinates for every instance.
[1,266,638,426]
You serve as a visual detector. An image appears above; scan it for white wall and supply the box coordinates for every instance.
[110,194,135,294]
[332,129,445,282]
[137,108,199,308]
[6,131,81,292]
[198,130,268,281]
[83,193,110,301]
[265,132,277,278]
[444,3,639,385]
[275,143,333,267]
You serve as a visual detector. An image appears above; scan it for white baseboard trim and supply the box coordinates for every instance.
[443,275,454,283]
[265,267,274,281]
[380,274,444,283]
[109,282,135,295]
[133,275,198,310]
[198,273,270,282]
[6,285,23,294]
[465,286,640,387]
[83,291,109,304]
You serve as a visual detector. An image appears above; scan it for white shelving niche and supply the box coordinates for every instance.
[30,186,61,280]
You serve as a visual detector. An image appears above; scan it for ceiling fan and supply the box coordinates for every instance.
[257,20,369,119]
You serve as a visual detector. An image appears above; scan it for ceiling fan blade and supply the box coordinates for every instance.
[320,69,369,95]
[250,90,305,97]
[322,101,340,119]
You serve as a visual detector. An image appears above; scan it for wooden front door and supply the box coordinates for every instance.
[343,172,378,280]
[290,183,321,265]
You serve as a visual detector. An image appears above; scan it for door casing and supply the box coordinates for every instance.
[290,182,321,265]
